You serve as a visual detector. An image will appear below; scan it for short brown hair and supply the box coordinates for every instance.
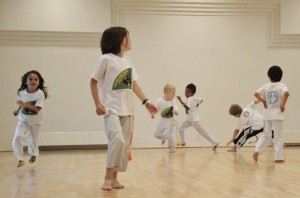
[229,104,242,116]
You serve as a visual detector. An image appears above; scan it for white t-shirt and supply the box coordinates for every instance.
[18,89,45,125]
[256,82,288,120]
[186,96,203,122]
[90,53,138,116]
[237,102,264,130]
[156,97,178,121]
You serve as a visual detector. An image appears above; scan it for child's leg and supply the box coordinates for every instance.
[273,120,284,162]
[101,168,113,191]
[12,121,28,167]
[154,122,168,145]
[178,120,191,145]
[112,171,124,189]
[167,121,175,153]
[253,121,272,161]
[27,124,41,163]
[118,115,133,172]
[104,113,126,173]
[233,128,249,149]
[191,122,219,149]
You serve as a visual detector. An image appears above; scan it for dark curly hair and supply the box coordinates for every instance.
[100,27,129,55]
[267,65,283,82]
[17,70,48,99]
[186,83,196,94]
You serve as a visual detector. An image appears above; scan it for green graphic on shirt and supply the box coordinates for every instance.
[21,101,38,115]
[112,68,132,90]
[161,106,173,118]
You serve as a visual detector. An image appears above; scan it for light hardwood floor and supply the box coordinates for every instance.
[1,146,300,198]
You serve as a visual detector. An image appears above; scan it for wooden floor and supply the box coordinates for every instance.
[1,146,300,198]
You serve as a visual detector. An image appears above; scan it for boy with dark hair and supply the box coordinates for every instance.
[253,65,290,163]
[177,83,219,150]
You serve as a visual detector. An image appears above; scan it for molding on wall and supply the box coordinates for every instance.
[111,0,300,48]
[0,1,299,47]
[0,30,101,46]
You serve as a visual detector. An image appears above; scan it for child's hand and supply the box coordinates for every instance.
[17,100,24,106]
[95,103,106,115]
[174,110,179,116]
[13,110,19,116]
[280,104,285,112]
[262,100,268,109]
[146,102,158,119]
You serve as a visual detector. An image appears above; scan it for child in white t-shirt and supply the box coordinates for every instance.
[253,65,290,163]
[154,84,178,153]
[227,100,264,152]
[177,83,219,150]
[90,27,158,191]
[12,70,48,168]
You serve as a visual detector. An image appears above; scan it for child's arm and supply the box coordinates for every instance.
[133,81,158,117]
[226,128,239,145]
[254,91,267,109]
[13,106,21,116]
[176,96,190,111]
[90,78,106,115]
[280,91,290,112]
[17,101,41,113]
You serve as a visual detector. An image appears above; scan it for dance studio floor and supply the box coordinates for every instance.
[0,146,300,198]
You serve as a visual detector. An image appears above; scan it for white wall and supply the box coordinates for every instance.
[0,0,299,151]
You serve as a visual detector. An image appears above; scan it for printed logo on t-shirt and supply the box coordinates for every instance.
[112,68,132,90]
[267,91,279,104]
[161,106,173,118]
[242,111,250,118]
[21,101,38,115]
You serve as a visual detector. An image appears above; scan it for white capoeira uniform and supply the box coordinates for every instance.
[234,102,264,149]
[154,97,178,152]
[12,89,45,161]
[179,96,219,146]
[254,82,289,161]
[91,53,138,172]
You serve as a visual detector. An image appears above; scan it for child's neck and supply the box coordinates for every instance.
[27,88,38,93]
[163,96,170,101]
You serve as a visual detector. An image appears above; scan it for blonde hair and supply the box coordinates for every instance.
[229,104,243,116]
[163,83,176,93]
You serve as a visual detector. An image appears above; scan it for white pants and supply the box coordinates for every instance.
[255,120,284,161]
[12,121,41,161]
[104,113,133,172]
[178,120,219,146]
[154,120,175,151]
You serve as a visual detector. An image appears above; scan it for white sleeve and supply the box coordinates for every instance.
[247,101,256,110]
[35,90,45,108]
[256,85,265,96]
[195,97,203,105]
[90,56,108,81]
[172,99,179,111]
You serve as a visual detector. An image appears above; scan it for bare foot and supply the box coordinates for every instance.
[274,160,285,163]
[112,179,124,189]
[227,146,237,152]
[161,140,166,145]
[253,152,259,161]
[101,179,112,191]
[212,143,219,150]
[29,156,36,163]
[169,150,176,153]
[17,160,25,168]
